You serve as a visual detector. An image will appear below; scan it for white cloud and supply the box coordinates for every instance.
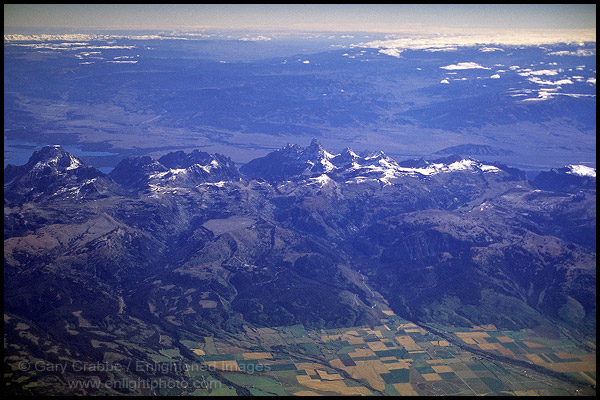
[490,74,501,79]
[547,48,595,56]
[519,87,560,101]
[378,48,402,57]
[107,60,138,64]
[518,69,559,77]
[239,35,272,41]
[424,47,458,52]
[354,29,595,53]
[440,62,490,70]
[479,46,504,52]
[530,69,558,75]
[440,79,450,84]
[528,77,574,85]
[5,42,135,51]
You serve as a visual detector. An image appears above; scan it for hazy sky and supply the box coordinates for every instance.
[4,4,597,32]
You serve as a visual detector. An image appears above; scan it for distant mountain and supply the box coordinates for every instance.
[239,139,334,182]
[434,143,514,156]
[109,149,240,192]
[4,145,118,204]
[240,139,522,186]
[108,155,168,189]
[533,164,596,193]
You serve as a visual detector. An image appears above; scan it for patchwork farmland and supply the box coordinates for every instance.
[148,309,595,396]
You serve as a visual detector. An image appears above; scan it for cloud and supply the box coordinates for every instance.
[424,47,458,52]
[547,48,595,56]
[518,69,559,76]
[530,69,559,75]
[440,62,490,70]
[490,74,501,79]
[479,46,504,52]
[378,48,402,57]
[354,29,596,53]
[239,35,272,41]
[528,77,574,85]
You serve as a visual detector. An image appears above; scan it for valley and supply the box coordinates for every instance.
[6,307,595,395]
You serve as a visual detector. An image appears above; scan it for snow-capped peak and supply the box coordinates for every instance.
[342,148,359,159]
[566,164,596,178]
[29,145,84,173]
[240,142,510,185]
[393,158,501,176]
[305,139,334,160]
[65,154,83,170]
[340,155,503,186]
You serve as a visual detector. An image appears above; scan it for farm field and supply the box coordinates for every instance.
[152,310,595,396]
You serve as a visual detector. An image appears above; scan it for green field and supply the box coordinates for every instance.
[165,310,596,396]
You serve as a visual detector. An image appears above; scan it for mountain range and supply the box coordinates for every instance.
[4,140,596,395]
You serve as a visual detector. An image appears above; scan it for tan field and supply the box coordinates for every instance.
[395,335,422,351]
[202,360,240,372]
[393,382,420,396]
[242,352,273,360]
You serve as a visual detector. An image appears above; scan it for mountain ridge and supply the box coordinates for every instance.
[3,141,596,395]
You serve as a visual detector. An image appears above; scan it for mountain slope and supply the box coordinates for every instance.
[109,149,241,193]
[4,145,118,204]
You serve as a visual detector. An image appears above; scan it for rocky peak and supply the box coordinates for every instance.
[4,145,113,204]
[110,150,240,191]
[25,145,84,174]
[331,147,359,167]
[158,149,213,169]
[304,138,327,158]
[533,164,596,193]
[240,141,520,185]
[109,156,168,188]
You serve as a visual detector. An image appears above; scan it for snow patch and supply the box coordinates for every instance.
[566,165,596,178]
[310,174,334,187]
[66,155,83,170]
